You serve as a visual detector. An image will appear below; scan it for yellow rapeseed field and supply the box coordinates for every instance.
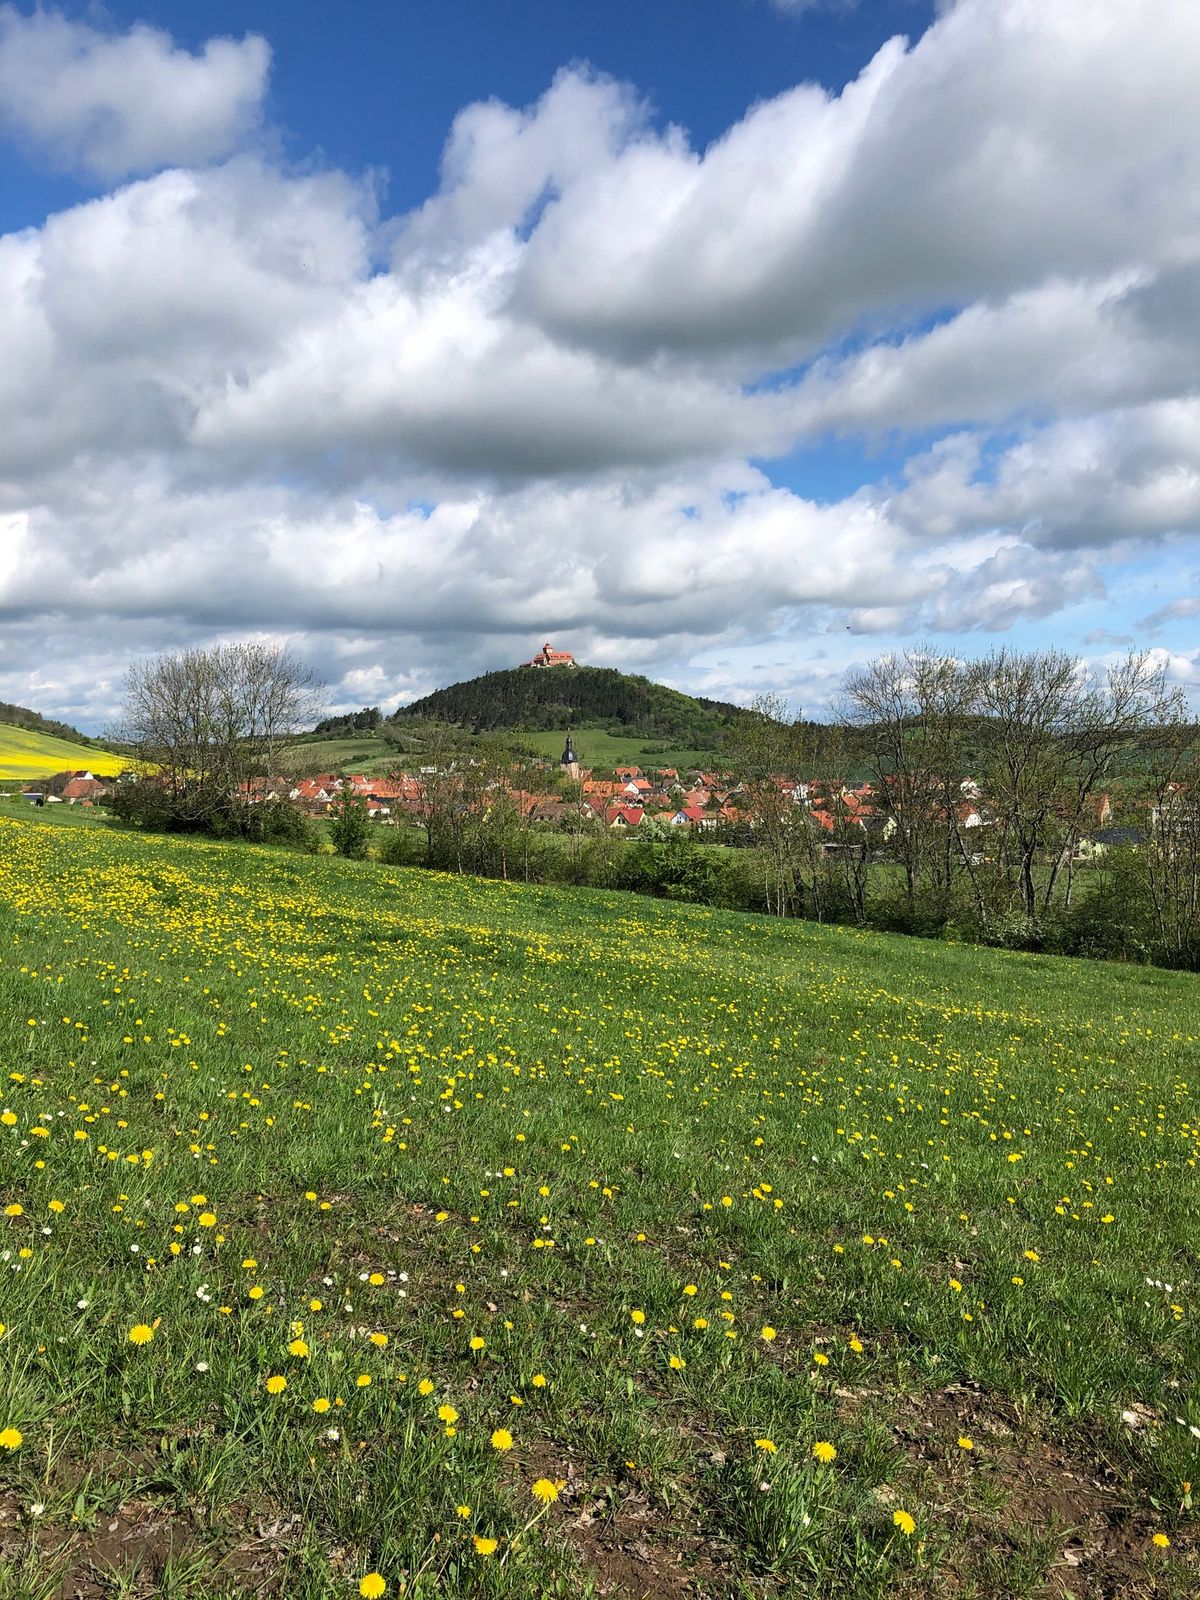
[0,722,125,780]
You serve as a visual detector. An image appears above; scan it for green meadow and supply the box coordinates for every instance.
[0,813,1195,1598]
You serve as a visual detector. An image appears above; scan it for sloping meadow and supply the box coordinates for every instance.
[0,814,1196,1597]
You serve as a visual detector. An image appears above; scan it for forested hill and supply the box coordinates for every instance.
[394,666,753,745]
[0,701,94,745]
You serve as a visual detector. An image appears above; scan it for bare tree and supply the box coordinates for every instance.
[115,643,320,826]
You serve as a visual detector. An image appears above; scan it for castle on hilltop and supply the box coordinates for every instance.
[518,641,576,669]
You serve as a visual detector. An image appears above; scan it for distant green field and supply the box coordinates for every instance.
[278,735,398,775]
[0,813,1195,1596]
[0,721,124,780]
[495,728,717,773]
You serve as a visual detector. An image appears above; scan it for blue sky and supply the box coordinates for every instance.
[0,0,1197,728]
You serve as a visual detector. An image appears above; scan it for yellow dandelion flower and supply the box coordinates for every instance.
[469,1336,486,1352]
[264,1375,287,1395]
[893,1509,916,1536]
[760,1326,776,1342]
[359,1576,387,1598]
[812,1441,837,1463]
[668,1354,686,1370]
[473,1535,498,1556]
[531,1478,560,1505]
[754,1438,777,1453]
[356,1374,371,1388]
[958,1436,974,1450]
[813,1351,829,1367]
[1152,1533,1170,1549]
[418,1378,434,1396]
[127,1323,155,1345]
[630,1309,646,1325]
[312,1398,331,1413]
[370,1332,388,1348]
[0,1427,23,1450]
[491,1428,514,1451]
[531,1373,547,1387]
[288,1339,310,1358]
[438,1404,459,1424]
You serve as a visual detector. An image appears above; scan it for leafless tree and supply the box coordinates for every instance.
[114,643,320,824]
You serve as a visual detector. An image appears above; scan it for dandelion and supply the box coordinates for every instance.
[1152,1533,1170,1549]
[630,1309,645,1325]
[812,1441,837,1463]
[813,1351,829,1367]
[264,1375,287,1395]
[417,1378,435,1396]
[473,1535,498,1555]
[370,1332,388,1348]
[958,1436,974,1450]
[359,1576,387,1598]
[456,1505,471,1519]
[531,1478,561,1505]
[288,1339,310,1358]
[491,1428,514,1451]
[438,1405,459,1424]
[469,1336,486,1352]
[0,1427,23,1450]
[668,1353,686,1370]
[531,1373,547,1388]
[312,1398,331,1413]
[127,1323,155,1345]
[755,1438,777,1453]
[356,1374,371,1388]
[5,1204,23,1217]
[368,1272,384,1286]
[760,1326,776,1342]
[893,1509,916,1537]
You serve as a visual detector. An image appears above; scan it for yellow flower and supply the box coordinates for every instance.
[473,1535,498,1556]
[370,1332,388,1348]
[812,1441,837,1463]
[356,1374,371,1388]
[288,1339,310,1358]
[456,1505,471,1519]
[1152,1533,1170,1549]
[958,1436,974,1450]
[0,1427,23,1450]
[5,1204,24,1217]
[312,1398,331,1413]
[848,1336,864,1353]
[368,1273,385,1286]
[417,1378,435,1396]
[248,1286,264,1301]
[198,1212,217,1227]
[754,1438,777,1453]
[438,1404,459,1424]
[531,1373,547,1387]
[359,1576,387,1598]
[893,1509,916,1536]
[668,1354,686,1370]
[813,1351,829,1367]
[531,1477,560,1505]
[127,1323,155,1345]
[630,1309,645,1325]
[265,1375,287,1395]
[491,1428,514,1451]
[48,1199,64,1213]
[683,1284,698,1296]
[760,1326,776,1342]
[469,1336,486,1351]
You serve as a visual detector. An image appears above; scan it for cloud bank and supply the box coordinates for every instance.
[0,0,1198,726]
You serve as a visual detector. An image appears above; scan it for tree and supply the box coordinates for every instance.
[329,785,371,859]
[113,643,320,831]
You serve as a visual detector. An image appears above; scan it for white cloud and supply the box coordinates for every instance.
[0,1,1197,721]
[0,6,269,180]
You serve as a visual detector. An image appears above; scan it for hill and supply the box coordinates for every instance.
[0,812,1195,1596]
[395,664,752,748]
[0,721,126,781]
[0,699,93,745]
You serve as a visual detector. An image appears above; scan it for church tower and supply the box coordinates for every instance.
[560,734,581,783]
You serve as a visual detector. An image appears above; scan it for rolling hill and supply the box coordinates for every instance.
[0,722,126,781]
[394,664,752,748]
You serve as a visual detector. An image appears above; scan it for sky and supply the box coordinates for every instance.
[0,0,1198,732]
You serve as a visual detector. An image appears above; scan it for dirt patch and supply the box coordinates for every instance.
[887,1382,1196,1599]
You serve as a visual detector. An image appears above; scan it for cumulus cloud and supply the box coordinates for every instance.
[0,6,269,180]
[0,1,1198,721]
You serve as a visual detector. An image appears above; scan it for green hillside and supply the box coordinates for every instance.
[0,812,1195,1595]
[0,721,126,781]
[396,664,750,748]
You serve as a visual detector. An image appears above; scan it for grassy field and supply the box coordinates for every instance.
[0,815,1196,1599]
[0,723,125,781]
[279,727,720,780]
[511,730,717,774]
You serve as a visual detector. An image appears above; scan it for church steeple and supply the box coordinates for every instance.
[560,734,580,782]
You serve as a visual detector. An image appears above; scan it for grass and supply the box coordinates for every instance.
[0,723,125,781]
[0,811,1196,1598]
[510,730,717,773]
[279,727,721,780]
